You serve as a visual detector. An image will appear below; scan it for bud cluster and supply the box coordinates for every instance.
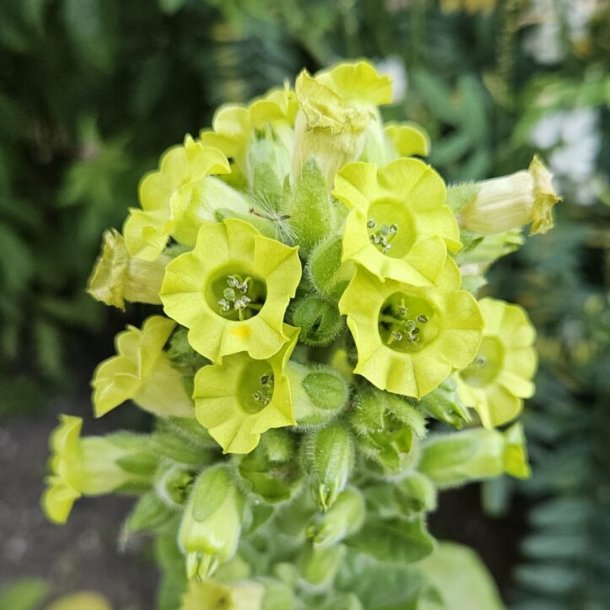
[43,60,558,609]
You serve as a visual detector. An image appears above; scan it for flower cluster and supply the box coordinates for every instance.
[43,61,559,606]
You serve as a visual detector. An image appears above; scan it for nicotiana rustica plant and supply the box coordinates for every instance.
[43,61,560,610]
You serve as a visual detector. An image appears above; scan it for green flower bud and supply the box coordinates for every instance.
[396,472,437,515]
[307,236,354,302]
[179,466,244,579]
[297,543,347,589]
[286,160,335,254]
[288,362,349,428]
[419,378,471,429]
[291,295,345,347]
[237,430,302,505]
[307,487,365,549]
[350,388,425,475]
[155,464,195,508]
[304,424,354,511]
[417,423,530,489]
[257,578,295,610]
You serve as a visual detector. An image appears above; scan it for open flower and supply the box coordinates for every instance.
[339,261,483,398]
[123,135,237,261]
[293,61,393,186]
[334,158,461,285]
[87,229,169,309]
[456,298,537,428]
[42,415,156,524]
[193,326,299,454]
[91,315,193,418]
[200,87,297,186]
[160,218,301,363]
[458,156,561,235]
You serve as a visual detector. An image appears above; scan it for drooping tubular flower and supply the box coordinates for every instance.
[87,229,169,309]
[91,315,193,418]
[457,156,561,235]
[123,135,249,261]
[200,87,298,187]
[334,158,461,285]
[42,415,156,524]
[160,218,302,363]
[193,326,299,454]
[339,260,483,398]
[456,298,537,428]
[293,61,393,186]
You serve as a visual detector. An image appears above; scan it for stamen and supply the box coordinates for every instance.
[218,298,231,312]
[367,219,376,229]
[416,314,428,323]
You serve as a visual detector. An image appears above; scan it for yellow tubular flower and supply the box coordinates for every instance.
[339,260,483,398]
[193,326,299,454]
[334,158,461,285]
[456,298,537,428]
[42,416,153,524]
[458,156,561,235]
[91,316,193,418]
[160,219,301,363]
[87,229,169,309]
[123,135,235,261]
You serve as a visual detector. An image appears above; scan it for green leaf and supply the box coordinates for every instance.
[416,543,505,610]
[158,0,189,14]
[346,516,435,565]
[335,551,429,610]
[0,578,49,610]
[62,0,118,72]
[125,491,177,533]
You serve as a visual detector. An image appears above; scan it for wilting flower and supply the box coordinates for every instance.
[458,156,561,235]
[335,158,461,285]
[161,218,301,363]
[339,261,483,398]
[123,135,240,261]
[87,229,169,309]
[42,415,156,524]
[456,297,537,428]
[200,87,297,187]
[91,315,193,418]
[193,326,299,454]
[293,61,393,186]
[179,466,244,579]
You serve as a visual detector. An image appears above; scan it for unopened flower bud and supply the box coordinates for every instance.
[288,363,349,428]
[297,543,347,588]
[457,156,561,235]
[304,424,354,511]
[87,229,170,309]
[417,423,530,489]
[291,295,345,347]
[396,472,437,515]
[179,466,244,580]
[307,235,354,302]
[307,487,365,548]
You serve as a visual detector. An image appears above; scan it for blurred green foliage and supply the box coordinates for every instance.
[0,0,305,416]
